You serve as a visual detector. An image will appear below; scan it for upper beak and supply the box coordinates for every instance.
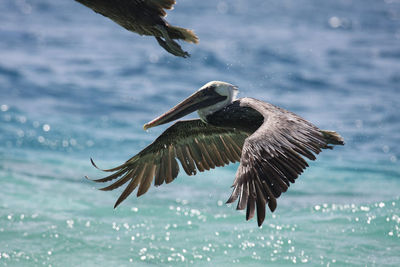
[143,90,226,130]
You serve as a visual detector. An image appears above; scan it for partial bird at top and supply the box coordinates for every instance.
[87,81,344,226]
[75,0,198,57]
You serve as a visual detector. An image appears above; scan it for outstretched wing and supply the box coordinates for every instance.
[226,98,344,226]
[88,119,250,208]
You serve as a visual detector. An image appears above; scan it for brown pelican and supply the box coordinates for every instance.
[75,0,198,57]
[88,81,344,226]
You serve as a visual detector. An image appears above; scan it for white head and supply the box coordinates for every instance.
[143,81,239,130]
[197,81,238,120]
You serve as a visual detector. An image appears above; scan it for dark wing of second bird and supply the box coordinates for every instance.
[75,0,174,28]
[75,0,198,57]
[88,119,250,208]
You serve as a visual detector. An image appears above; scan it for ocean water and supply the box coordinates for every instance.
[1,0,400,266]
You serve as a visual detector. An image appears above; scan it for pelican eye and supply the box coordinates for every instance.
[203,85,215,93]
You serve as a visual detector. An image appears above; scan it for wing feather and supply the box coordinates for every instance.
[188,144,205,172]
[183,146,197,174]
[246,181,256,221]
[113,164,146,208]
[154,163,162,185]
[88,167,129,183]
[223,136,241,160]
[212,136,230,165]
[220,136,238,163]
[255,179,266,226]
[165,145,174,184]
[89,119,250,208]
[197,140,215,169]
[237,181,248,210]
[99,167,136,191]
[137,164,156,196]
[227,98,344,226]
[209,142,224,167]
[155,152,166,186]
[187,142,204,171]
[175,146,191,175]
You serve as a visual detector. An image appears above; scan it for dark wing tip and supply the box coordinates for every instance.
[90,157,100,169]
[225,198,234,204]
[321,130,345,146]
[226,185,240,204]
[114,196,124,209]
[89,157,128,172]
[268,198,277,212]
[257,217,264,227]
[98,186,112,191]
[155,36,190,58]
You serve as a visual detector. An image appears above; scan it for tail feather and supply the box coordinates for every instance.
[321,130,344,145]
[168,26,199,43]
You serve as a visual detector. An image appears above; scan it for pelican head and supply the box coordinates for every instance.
[143,81,238,130]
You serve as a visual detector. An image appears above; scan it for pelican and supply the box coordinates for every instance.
[75,0,198,57]
[88,81,344,226]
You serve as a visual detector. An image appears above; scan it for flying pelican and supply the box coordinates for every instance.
[75,0,198,57]
[88,81,344,226]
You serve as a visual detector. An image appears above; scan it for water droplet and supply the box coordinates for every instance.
[149,54,159,63]
[0,104,8,112]
[130,207,138,212]
[38,136,45,143]
[382,145,390,153]
[329,17,341,28]
[86,140,94,147]
[66,219,74,228]
[355,119,363,128]
[18,116,26,123]
[17,130,24,138]
[69,139,77,146]
[217,2,228,14]
[43,124,51,132]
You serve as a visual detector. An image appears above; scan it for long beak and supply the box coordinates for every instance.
[143,90,226,130]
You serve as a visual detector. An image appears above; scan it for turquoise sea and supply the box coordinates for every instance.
[1,0,400,266]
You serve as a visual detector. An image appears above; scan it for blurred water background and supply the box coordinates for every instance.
[1,0,400,266]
